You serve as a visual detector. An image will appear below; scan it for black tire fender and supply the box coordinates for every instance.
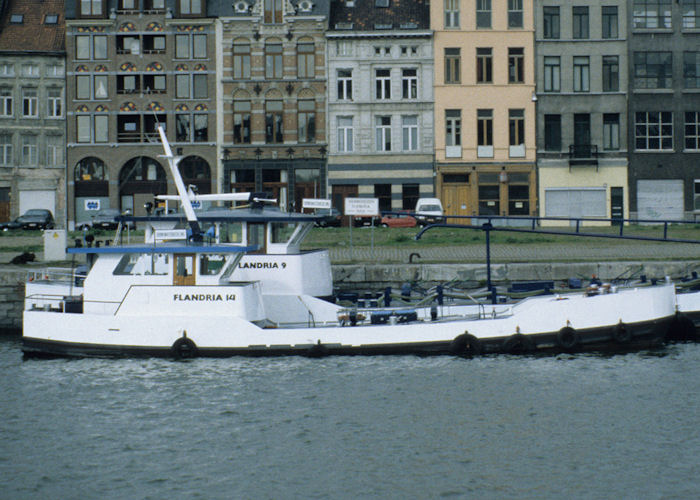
[613,322,632,343]
[667,313,697,342]
[450,332,482,356]
[503,333,536,354]
[171,335,198,359]
[556,326,579,350]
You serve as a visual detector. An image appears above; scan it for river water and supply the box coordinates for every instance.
[2,333,700,499]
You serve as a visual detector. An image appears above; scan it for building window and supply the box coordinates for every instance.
[336,40,352,56]
[265,100,283,143]
[685,111,700,150]
[445,48,460,84]
[144,74,166,94]
[402,115,418,151]
[77,115,108,143]
[264,0,283,23]
[400,46,418,57]
[543,6,560,39]
[46,64,64,77]
[572,6,589,39]
[46,136,63,167]
[175,33,206,59]
[176,113,208,142]
[21,135,37,165]
[683,0,700,28]
[337,69,352,100]
[0,134,12,165]
[119,0,137,11]
[298,100,315,143]
[633,0,672,29]
[684,52,700,88]
[634,52,672,89]
[375,184,392,213]
[233,100,251,144]
[22,64,39,77]
[376,116,392,151]
[635,111,673,150]
[80,0,104,16]
[0,88,12,116]
[445,0,459,28]
[374,46,391,57]
[47,89,62,117]
[145,0,166,11]
[544,56,560,92]
[375,69,391,100]
[476,0,491,28]
[508,172,530,215]
[265,42,283,79]
[603,114,620,150]
[0,63,14,76]
[233,40,251,79]
[176,74,207,99]
[602,6,618,38]
[544,114,561,151]
[22,89,38,117]
[477,109,493,155]
[337,116,353,152]
[179,0,204,15]
[117,74,139,94]
[508,0,523,28]
[445,109,461,146]
[402,69,417,99]
[402,184,419,210]
[297,40,315,79]
[76,35,107,60]
[573,56,590,92]
[603,56,619,92]
[478,173,499,215]
[509,109,525,153]
[508,48,524,83]
[476,48,492,83]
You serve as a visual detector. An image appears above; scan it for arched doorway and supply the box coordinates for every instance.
[179,156,212,195]
[74,157,109,225]
[119,156,167,216]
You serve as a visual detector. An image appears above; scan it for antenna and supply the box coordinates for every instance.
[157,125,202,240]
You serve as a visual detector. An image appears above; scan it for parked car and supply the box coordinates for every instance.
[78,209,135,231]
[313,208,342,228]
[1,209,54,230]
[414,198,445,226]
[380,211,417,228]
[352,215,381,227]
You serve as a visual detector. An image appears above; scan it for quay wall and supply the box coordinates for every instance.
[0,261,697,330]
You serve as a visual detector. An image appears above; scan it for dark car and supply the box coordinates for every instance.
[314,208,342,228]
[380,211,417,228]
[79,209,136,231]
[1,209,54,230]
[352,215,381,227]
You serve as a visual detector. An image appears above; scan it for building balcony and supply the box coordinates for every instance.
[568,144,598,169]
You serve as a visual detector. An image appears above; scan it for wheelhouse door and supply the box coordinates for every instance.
[173,254,196,286]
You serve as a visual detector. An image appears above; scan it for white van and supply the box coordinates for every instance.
[414,198,444,226]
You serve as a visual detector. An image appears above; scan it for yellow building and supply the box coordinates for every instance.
[432,0,536,221]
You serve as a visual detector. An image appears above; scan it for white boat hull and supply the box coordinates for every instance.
[22,284,678,358]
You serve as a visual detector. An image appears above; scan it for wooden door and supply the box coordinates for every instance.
[173,254,196,286]
[442,184,471,219]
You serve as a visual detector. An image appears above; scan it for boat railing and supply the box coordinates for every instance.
[26,267,85,285]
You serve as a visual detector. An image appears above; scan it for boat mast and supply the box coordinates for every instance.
[157,125,202,240]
